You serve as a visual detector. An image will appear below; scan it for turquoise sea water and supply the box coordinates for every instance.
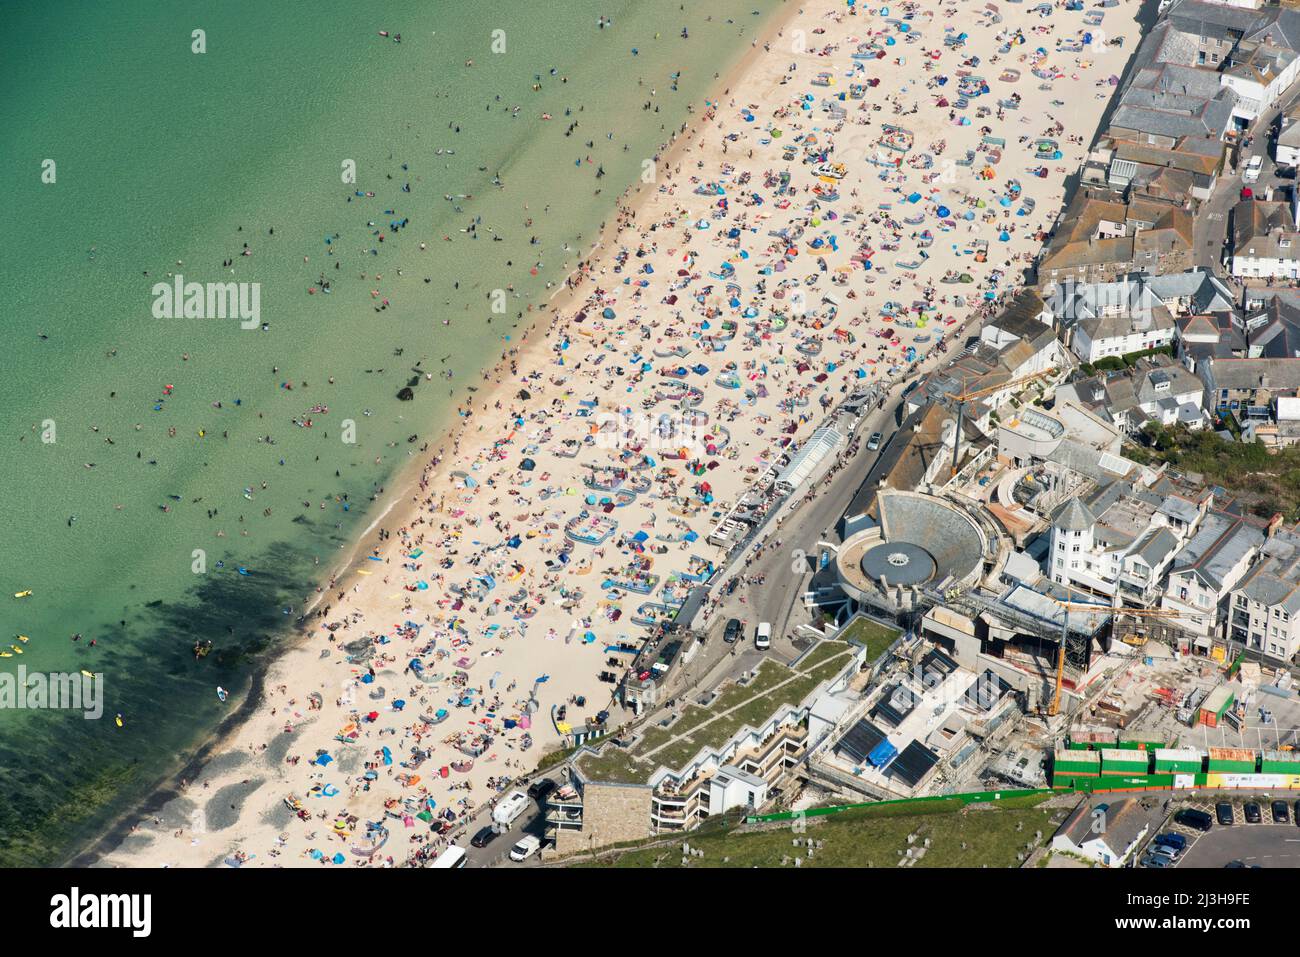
[0,0,784,864]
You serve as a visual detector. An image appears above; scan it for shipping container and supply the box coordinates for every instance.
[1260,750,1300,775]
[1152,748,1203,774]
[1063,773,1176,793]
[1206,746,1256,774]
[1118,730,1168,750]
[1053,749,1101,777]
[1200,685,1235,728]
[1067,730,1115,749]
[1100,748,1150,775]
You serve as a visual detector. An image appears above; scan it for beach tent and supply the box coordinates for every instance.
[520,457,536,471]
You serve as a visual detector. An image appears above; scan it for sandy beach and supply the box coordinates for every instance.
[95,0,1142,868]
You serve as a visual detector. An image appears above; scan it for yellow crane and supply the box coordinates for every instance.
[945,367,1057,478]
[1046,602,1209,716]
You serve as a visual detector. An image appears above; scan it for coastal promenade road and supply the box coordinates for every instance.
[462,793,549,869]
[707,396,900,648]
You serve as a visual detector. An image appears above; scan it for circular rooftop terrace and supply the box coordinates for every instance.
[837,490,987,605]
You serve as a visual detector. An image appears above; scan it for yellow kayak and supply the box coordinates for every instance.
[10,645,22,655]
[13,635,28,643]
[0,652,11,659]
[80,670,96,679]
[14,590,31,599]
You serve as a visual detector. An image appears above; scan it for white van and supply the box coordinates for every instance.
[755,622,772,650]
[493,790,529,828]
[510,834,542,862]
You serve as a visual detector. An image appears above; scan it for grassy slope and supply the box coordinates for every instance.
[571,794,1056,868]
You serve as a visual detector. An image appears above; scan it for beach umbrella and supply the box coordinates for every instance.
[602,307,616,319]
[936,205,951,217]
[520,457,536,471]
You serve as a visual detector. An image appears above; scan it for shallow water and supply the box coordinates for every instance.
[0,0,783,864]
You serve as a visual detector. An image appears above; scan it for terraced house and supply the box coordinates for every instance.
[545,639,867,854]
[1227,522,1300,660]
[1160,508,1266,641]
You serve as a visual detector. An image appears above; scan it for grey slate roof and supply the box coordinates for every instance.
[1171,510,1264,591]
[1054,497,1097,532]
[1205,357,1300,391]
[1132,526,1180,569]
[1236,528,1300,614]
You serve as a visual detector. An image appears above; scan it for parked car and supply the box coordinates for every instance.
[1174,808,1213,832]
[1272,800,1290,824]
[509,834,541,862]
[867,431,883,451]
[527,778,556,803]
[1141,852,1175,868]
[1216,802,1235,826]
[470,826,499,849]
[1153,832,1187,852]
[1294,799,1300,825]
[723,618,743,643]
[1244,802,1263,824]
[755,621,772,650]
